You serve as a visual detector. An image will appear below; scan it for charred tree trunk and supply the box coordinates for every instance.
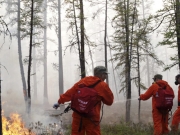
[104,0,109,84]
[17,0,28,113]
[73,0,81,68]
[137,42,141,122]
[43,0,48,105]
[175,0,180,71]
[80,0,86,78]
[58,0,64,95]
[124,0,131,122]
[27,0,34,114]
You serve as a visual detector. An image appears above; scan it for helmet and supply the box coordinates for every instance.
[94,66,109,75]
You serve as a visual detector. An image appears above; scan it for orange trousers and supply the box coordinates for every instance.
[171,107,180,131]
[152,109,169,135]
[71,117,100,135]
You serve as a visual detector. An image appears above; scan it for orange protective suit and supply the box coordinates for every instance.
[140,80,174,135]
[57,76,114,135]
[171,85,180,131]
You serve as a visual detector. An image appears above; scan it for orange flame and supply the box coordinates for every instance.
[2,113,35,135]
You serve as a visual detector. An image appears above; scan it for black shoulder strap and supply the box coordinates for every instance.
[90,103,104,126]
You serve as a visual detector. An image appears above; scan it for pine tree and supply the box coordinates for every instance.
[111,0,163,122]
[153,0,180,71]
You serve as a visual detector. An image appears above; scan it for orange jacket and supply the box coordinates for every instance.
[140,80,174,110]
[57,76,114,121]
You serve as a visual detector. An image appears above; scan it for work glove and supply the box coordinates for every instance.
[53,103,60,109]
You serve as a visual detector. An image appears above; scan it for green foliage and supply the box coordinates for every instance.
[101,122,153,135]
[4,0,44,40]
[111,0,163,94]
[64,0,96,52]
[20,0,44,39]
[64,121,154,135]
[134,78,147,90]
[163,56,179,71]
[153,0,180,70]
[29,121,180,135]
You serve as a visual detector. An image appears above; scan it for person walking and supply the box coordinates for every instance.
[53,66,114,135]
[171,74,180,133]
[139,74,174,135]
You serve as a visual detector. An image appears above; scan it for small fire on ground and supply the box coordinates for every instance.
[2,113,35,135]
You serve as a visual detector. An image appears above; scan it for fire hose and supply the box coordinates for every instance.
[168,109,176,121]
[50,104,71,117]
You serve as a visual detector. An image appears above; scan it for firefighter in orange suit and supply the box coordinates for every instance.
[171,74,180,132]
[53,66,114,135]
[139,74,174,135]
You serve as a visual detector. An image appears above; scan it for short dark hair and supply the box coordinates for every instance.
[153,74,163,80]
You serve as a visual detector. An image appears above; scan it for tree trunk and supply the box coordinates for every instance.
[58,0,64,95]
[104,0,109,84]
[27,0,34,114]
[130,0,138,122]
[175,0,180,71]
[33,46,37,99]
[87,44,94,73]
[73,0,81,68]
[124,0,131,122]
[80,0,86,78]
[109,45,119,100]
[165,47,169,81]
[43,0,48,105]
[58,0,65,112]
[18,0,28,113]
[142,0,150,86]
[137,42,141,122]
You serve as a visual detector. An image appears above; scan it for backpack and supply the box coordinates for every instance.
[155,83,174,111]
[70,81,101,118]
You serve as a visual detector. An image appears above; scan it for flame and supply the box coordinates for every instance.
[2,113,35,135]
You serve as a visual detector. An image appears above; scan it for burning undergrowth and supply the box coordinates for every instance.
[2,113,35,135]
[28,121,64,135]
[2,111,66,135]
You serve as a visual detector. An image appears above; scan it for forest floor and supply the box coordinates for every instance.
[2,97,178,134]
